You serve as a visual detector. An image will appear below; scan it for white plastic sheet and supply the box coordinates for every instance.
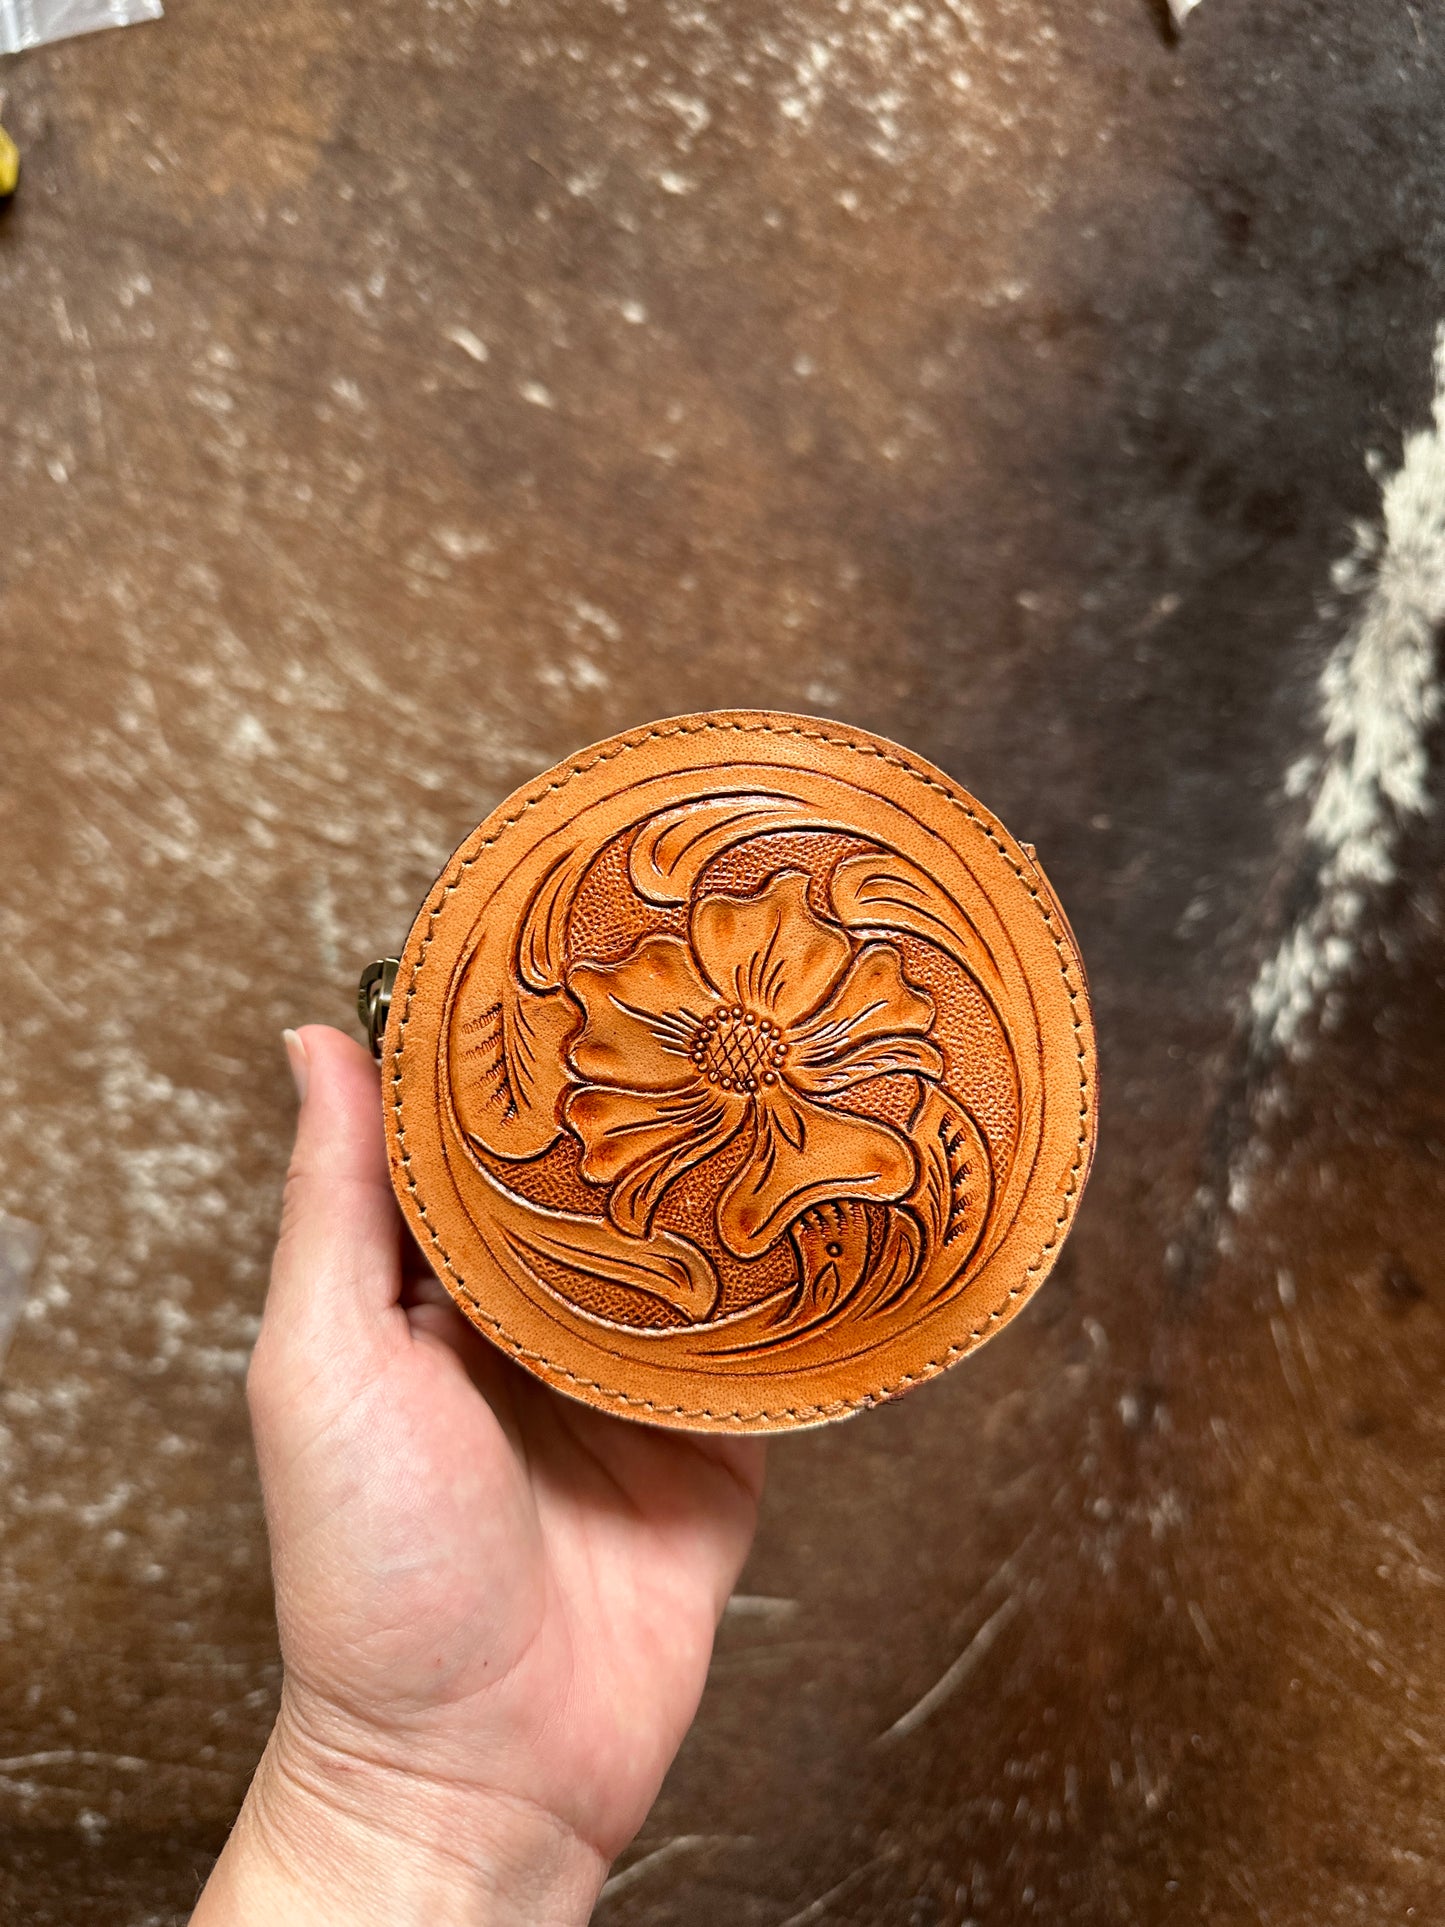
[0,0,162,57]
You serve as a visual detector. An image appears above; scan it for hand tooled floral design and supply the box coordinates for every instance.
[564,870,946,1259]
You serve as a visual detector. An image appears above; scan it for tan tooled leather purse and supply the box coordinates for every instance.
[360,711,1097,1433]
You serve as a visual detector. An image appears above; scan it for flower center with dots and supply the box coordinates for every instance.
[690,1006,787,1095]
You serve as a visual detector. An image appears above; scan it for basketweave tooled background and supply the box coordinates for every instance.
[2,3,1444,1922]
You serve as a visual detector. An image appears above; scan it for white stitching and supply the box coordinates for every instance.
[391,720,1093,1424]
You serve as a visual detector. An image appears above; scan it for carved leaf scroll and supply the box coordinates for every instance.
[629,791,849,905]
[829,847,1028,1249]
[450,956,577,1161]
[452,846,594,1161]
[517,846,596,992]
[788,1200,873,1320]
[790,1204,923,1326]
[829,851,1011,1017]
[907,1083,993,1301]
[472,1159,721,1323]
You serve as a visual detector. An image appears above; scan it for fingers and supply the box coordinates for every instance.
[256,1025,405,1391]
[535,1387,768,1623]
[680,1434,768,1619]
[693,1435,768,1510]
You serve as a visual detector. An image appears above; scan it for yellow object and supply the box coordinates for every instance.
[0,124,18,201]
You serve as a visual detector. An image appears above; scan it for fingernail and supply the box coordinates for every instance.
[282,1029,310,1104]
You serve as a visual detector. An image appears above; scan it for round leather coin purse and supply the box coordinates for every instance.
[359,711,1097,1433]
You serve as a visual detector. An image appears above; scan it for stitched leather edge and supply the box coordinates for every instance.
[389,717,1094,1428]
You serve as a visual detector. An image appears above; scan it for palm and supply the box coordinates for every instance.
[264,1229,763,1864]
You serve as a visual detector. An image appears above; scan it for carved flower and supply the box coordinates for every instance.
[564,870,945,1260]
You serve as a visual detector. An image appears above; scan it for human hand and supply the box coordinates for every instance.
[193,1025,766,1926]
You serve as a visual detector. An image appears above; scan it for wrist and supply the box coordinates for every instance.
[195,1699,608,1927]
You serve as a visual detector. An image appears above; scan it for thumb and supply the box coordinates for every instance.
[253,1025,405,1411]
